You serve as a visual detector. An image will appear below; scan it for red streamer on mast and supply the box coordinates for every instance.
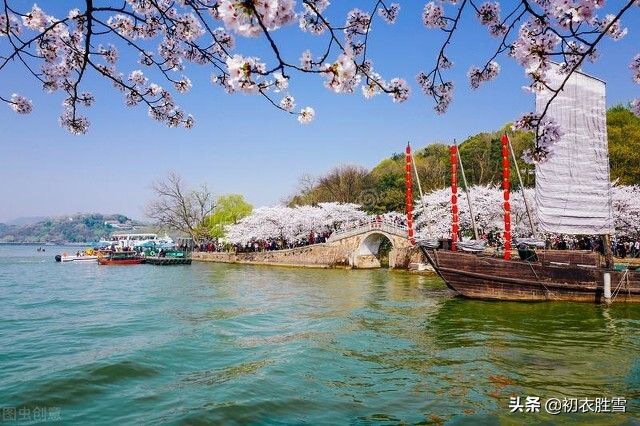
[450,145,458,251]
[501,135,511,260]
[405,143,415,245]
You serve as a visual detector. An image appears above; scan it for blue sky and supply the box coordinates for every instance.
[0,2,638,223]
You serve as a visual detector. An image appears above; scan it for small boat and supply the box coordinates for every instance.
[55,249,98,263]
[97,250,145,265]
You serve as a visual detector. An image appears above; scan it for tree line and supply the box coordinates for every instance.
[287,106,640,213]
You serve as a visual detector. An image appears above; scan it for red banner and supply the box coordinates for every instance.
[501,135,511,260]
[450,145,458,251]
[405,143,414,245]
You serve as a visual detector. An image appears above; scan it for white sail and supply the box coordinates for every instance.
[534,66,614,235]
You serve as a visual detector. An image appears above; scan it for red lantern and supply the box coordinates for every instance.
[504,168,510,179]
[502,157,509,168]
[452,224,459,233]
[502,146,508,156]
[407,212,413,221]
[502,180,509,190]
[451,194,457,204]
[406,145,411,155]
[408,228,414,237]
[505,222,511,232]
[504,201,511,211]
[406,163,411,172]
[452,214,458,223]
[452,184,457,193]
[452,204,458,214]
[503,192,509,201]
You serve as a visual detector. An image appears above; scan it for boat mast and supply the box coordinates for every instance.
[455,139,479,240]
[506,133,537,238]
[409,143,433,237]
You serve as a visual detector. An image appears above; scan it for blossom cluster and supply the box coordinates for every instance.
[217,0,297,37]
[422,3,447,29]
[467,61,500,90]
[0,0,638,142]
[512,114,563,164]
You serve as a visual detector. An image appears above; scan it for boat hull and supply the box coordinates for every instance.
[98,258,145,265]
[421,248,640,303]
[60,256,98,263]
[145,257,192,265]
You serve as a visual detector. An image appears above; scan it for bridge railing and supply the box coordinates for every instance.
[328,219,409,242]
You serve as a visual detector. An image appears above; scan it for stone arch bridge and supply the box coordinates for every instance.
[194,218,425,269]
[325,220,417,268]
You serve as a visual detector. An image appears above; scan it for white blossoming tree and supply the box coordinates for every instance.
[612,184,640,238]
[224,202,366,246]
[414,184,640,240]
[1,0,638,160]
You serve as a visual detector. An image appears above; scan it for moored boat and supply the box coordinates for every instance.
[55,249,99,263]
[419,247,640,303]
[143,243,192,266]
[97,250,145,265]
[418,65,640,304]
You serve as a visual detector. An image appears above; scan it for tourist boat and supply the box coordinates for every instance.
[100,233,174,251]
[418,66,640,304]
[55,249,99,263]
[143,242,192,266]
[97,250,145,265]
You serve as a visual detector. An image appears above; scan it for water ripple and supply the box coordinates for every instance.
[0,247,639,424]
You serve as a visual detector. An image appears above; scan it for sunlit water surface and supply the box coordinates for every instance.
[1,245,639,424]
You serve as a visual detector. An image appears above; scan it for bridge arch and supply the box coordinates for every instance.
[326,217,414,269]
[356,231,395,268]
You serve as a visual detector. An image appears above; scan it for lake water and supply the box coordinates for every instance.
[1,245,639,424]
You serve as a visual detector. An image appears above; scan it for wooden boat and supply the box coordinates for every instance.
[419,247,640,303]
[418,66,640,304]
[97,250,145,265]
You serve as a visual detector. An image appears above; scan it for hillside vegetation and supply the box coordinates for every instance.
[0,214,146,243]
[289,105,640,213]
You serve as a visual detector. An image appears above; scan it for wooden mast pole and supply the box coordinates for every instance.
[410,145,434,238]
[455,140,479,240]
[506,133,537,238]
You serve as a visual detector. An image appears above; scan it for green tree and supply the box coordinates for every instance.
[608,105,640,185]
[369,158,405,213]
[414,143,452,190]
[206,194,253,239]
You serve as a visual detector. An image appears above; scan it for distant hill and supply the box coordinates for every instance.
[4,216,48,226]
[0,214,150,243]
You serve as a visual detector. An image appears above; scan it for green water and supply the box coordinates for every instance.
[1,245,639,425]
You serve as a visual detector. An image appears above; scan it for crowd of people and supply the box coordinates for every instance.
[484,231,640,258]
[193,215,410,254]
[193,231,333,254]
[191,215,640,258]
